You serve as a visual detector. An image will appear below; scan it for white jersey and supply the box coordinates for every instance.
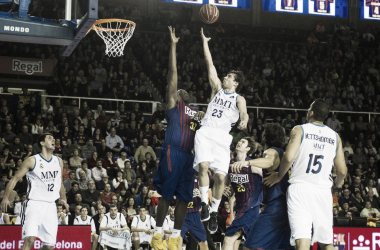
[131,215,156,230]
[26,154,61,202]
[58,213,69,225]
[201,89,240,132]
[74,215,96,232]
[162,215,175,232]
[290,123,338,188]
[100,212,127,229]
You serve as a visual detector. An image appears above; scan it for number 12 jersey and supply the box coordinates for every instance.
[26,154,62,202]
[290,123,337,188]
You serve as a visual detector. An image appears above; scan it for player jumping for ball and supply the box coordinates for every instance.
[194,28,249,234]
[0,133,68,250]
[151,26,205,250]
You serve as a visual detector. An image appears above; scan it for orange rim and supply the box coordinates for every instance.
[91,19,136,32]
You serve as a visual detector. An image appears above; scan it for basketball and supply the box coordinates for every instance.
[199,4,219,24]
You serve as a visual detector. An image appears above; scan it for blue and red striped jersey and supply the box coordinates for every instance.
[187,176,201,214]
[163,99,198,151]
[262,147,290,204]
[366,0,380,18]
[310,0,334,14]
[228,157,263,213]
[281,0,298,11]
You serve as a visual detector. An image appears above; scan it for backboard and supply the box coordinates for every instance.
[0,0,98,57]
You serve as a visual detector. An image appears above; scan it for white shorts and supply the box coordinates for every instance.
[287,183,333,246]
[138,232,153,243]
[193,126,232,176]
[20,200,58,246]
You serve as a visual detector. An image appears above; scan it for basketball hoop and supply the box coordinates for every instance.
[89,19,136,57]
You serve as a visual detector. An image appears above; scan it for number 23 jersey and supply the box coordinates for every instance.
[26,154,61,202]
[290,123,338,188]
[201,89,240,133]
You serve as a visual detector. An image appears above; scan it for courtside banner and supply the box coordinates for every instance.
[0,226,91,249]
[312,227,380,250]
[0,56,56,76]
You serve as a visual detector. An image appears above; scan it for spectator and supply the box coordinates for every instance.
[353,191,365,211]
[105,128,124,155]
[96,110,109,130]
[135,185,149,207]
[69,193,89,214]
[134,139,157,164]
[69,149,83,169]
[360,201,380,218]
[281,113,295,136]
[130,176,144,198]
[3,123,16,144]
[76,160,92,180]
[103,151,117,179]
[96,174,114,192]
[18,125,33,150]
[136,161,150,182]
[92,159,107,182]
[352,148,367,166]
[116,152,128,173]
[101,183,116,206]
[97,139,111,159]
[78,170,90,191]
[67,182,81,205]
[366,179,379,198]
[343,141,354,155]
[339,188,356,208]
[151,104,165,122]
[88,151,98,169]
[81,138,97,160]
[365,190,380,209]
[351,176,366,197]
[124,160,136,185]
[53,138,63,158]
[82,179,102,209]
[326,114,342,132]
[9,137,24,161]
[63,170,76,193]
[0,174,8,192]
[62,138,79,160]
[113,170,128,192]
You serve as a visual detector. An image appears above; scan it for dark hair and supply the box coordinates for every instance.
[37,133,53,149]
[263,123,285,148]
[71,181,79,187]
[136,175,142,180]
[81,160,88,166]
[229,70,244,92]
[69,170,76,176]
[310,99,330,122]
[56,203,63,208]
[242,137,257,155]
[80,207,88,212]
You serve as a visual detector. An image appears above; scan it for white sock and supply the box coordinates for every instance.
[170,229,181,238]
[154,226,162,235]
[211,197,221,213]
[200,186,209,204]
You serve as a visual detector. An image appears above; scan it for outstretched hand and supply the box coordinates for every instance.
[168,26,179,44]
[201,28,211,42]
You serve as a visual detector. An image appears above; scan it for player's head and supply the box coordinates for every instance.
[75,205,82,216]
[235,137,256,156]
[307,99,330,123]
[222,70,244,92]
[109,204,118,216]
[37,133,55,150]
[56,204,63,213]
[169,206,175,218]
[177,89,190,104]
[262,123,285,148]
[139,206,146,216]
[80,207,88,216]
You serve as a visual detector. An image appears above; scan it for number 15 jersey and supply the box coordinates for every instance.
[290,123,337,188]
[26,154,61,202]
[201,89,240,133]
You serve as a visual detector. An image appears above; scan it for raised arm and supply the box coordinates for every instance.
[334,135,347,188]
[0,156,34,212]
[201,28,222,98]
[264,126,303,187]
[237,96,248,130]
[167,26,180,110]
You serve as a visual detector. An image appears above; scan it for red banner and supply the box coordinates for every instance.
[0,56,56,76]
[0,226,91,250]
[312,227,380,250]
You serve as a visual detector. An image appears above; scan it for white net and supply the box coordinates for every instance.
[93,20,136,57]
